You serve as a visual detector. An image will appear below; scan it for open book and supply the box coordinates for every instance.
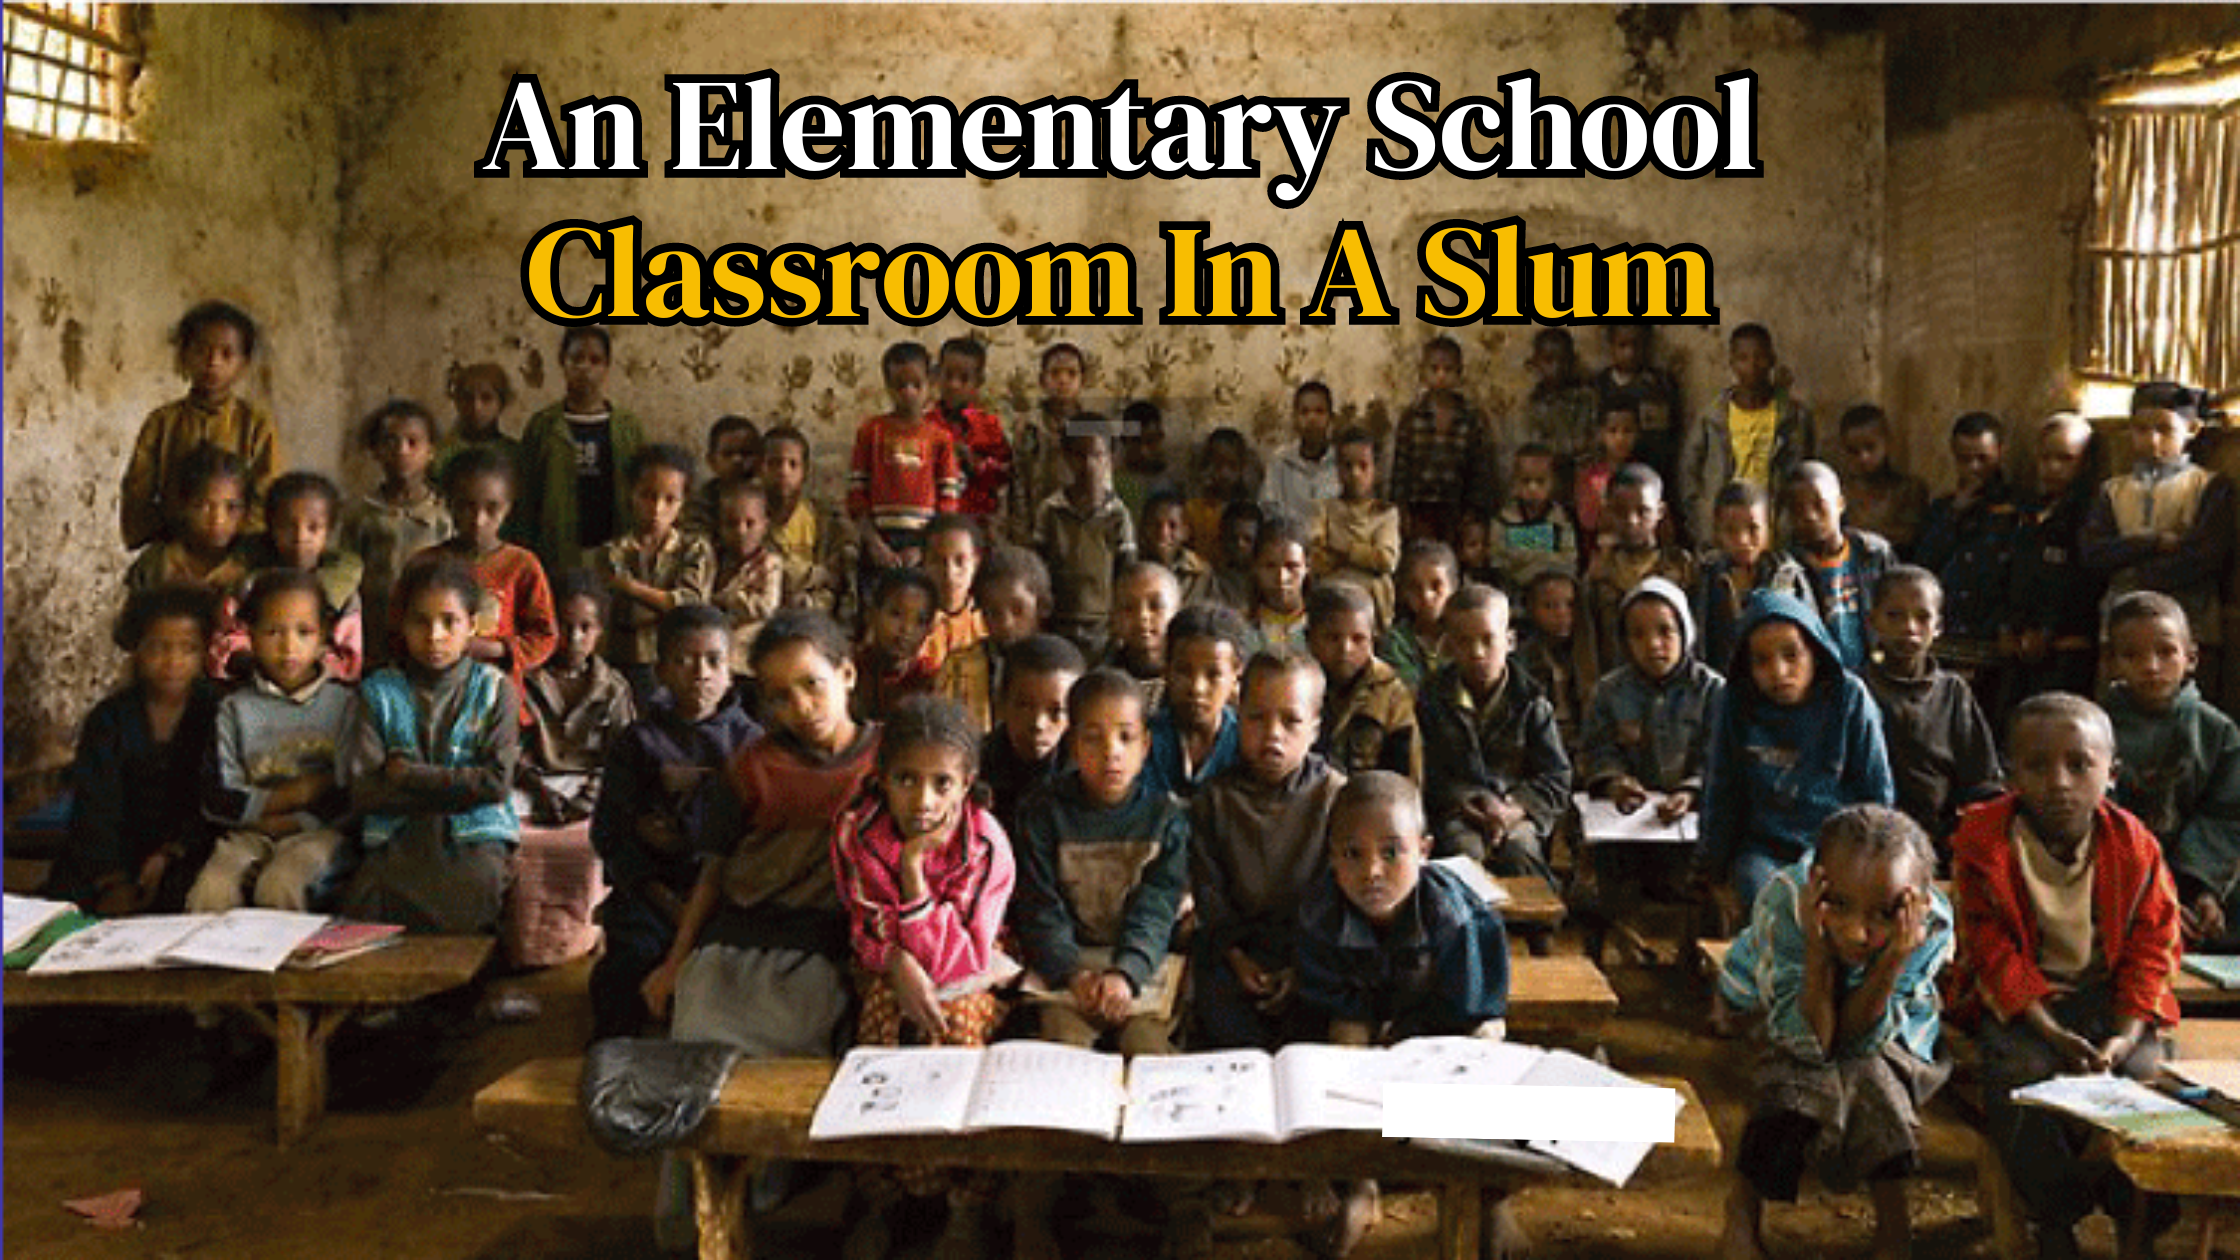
[2182,954,2240,990]
[27,909,333,975]
[1575,793,1696,846]
[1020,950,1186,1023]
[2010,1074,2227,1142]
[809,1041,1129,1140]
[4,894,77,954]
[1120,1036,1545,1144]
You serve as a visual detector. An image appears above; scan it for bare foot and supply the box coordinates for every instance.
[1210,1179,1257,1217]
[1310,1180,1379,1259]
[1483,1198,1533,1260]
[1299,1180,1341,1224]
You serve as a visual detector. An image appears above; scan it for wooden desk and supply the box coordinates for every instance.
[477,1057,1721,1260]
[1505,955,1619,1038]
[6,935,491,1145]
[2177,968,2240,1012]
[1493,878,1566,929]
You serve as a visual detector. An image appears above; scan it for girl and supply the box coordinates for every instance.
[514,326,647,575]
[123,444,255,679]
[831,695,1016,1260]
[120,300,279,549]
[344,399,453,668]
[410,446,558,720]
[517,570,635,825]
[47,585,223,915]
[227,472,364,682]
[341,558,520,935]
[1377,539,1456,691]
[435,362,518,489]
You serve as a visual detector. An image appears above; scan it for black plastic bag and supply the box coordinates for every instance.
[579,1038,742,1156]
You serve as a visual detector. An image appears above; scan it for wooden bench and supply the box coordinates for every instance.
[2176,966,2240,1012]
[2111,1020,2240,1260]
[477,1056,1720,1260]
[5,935,492,1145]
[1502,955,1619,1039]
[1491,877,1566,930]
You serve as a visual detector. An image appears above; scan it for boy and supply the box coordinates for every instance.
[1297,771,1511,1259]
[1693,590,1894,915]
[1519,328,1600,484]
[1573,401,1640,568]
[1681,323,1813,547]
[707,478,785,692]
[1487,443,1579,595]
[1035,427,1135,654]
[1583,463,1695,676]
[1837,405,1929,556]
[933,336,1013,523]
[1417,583,1571,889]
[1308,582,1420,780]
[1953,693,2182,1260]
[589,604,760,1042]
[2101,592,2240,952]
[414,447,558,719]
[514,326,645,575]
[980,634,1086,833]
[1912,412,2021,689]
[1389,337,1494,539]
[1243,514,1311,654]
[681,414,760,539]
[1116,400,1180,522]
[1861,568,2002,857]
[1205,499,1265,614]
[1190,649,1346,1051]
[936,543,1052,729]
[1264,381,1339,526]
[1593,322,1681,482]
[122,301,279,548]
[1106,559,1180,709]
[917,514,986,673]
[240,472,365,682]
[1309,427,1400,627]
[1694,481,1812,678]
[1786,460,1896,674]
[1516,571,1598,756]
[2006,412,2105,707]
[1716,806,1953,1260]
[1184,429,1256,568]
[761,425,850,616]
[1144,604,1246,799]
[518,570,636,825]
[595,444,716,705]
[1140,489,1213,606]
[1009,342,1086,542]
[853,568,938,722]
[848,341,962,572]
[1379,539,1456,690]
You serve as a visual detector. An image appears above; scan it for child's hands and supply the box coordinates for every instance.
[1255,967,1299,1014]
[1655,790,1695,824]
[2025,1003,2104,1073]
[384,752,413,784]
[658,764,706,796]
[136,849,172,898]
[467,636,508,663]
[2158,530,2184,554]
[890,951,950,1040]
[2181,891,2227,944]
[641,956,683,1020]
[1875,886,1929,976]
[1800,866,1830,959]
[1607,777,1649,814]
[637,814,685,854]
[2093,1031,2140,1074]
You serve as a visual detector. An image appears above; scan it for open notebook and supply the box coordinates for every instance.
[26,910,333,975]
[1574,793,1696,846]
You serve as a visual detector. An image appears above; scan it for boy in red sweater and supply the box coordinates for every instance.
[849,341,962,574]
[1951,693,2181,1260]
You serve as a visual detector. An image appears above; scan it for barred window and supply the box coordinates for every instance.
[3,2,138,143]
[2077,56,2240,396]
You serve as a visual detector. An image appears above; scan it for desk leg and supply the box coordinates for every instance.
[688,1152,755,1260]
[1436,1182,1480,1260]
[272,1004,352,1147]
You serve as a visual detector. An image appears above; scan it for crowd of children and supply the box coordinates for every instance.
[56,298,2240,1259]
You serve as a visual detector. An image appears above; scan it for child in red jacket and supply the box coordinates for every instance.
[1951,693,2181,1260]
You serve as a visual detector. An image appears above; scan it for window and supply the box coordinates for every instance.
[2077,56,2240,396]
[3,2,137,143]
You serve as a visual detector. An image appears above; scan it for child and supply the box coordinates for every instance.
[1106,559,1180,708]
[341,559,521,934]
[2082,382,2235,698]
[1378,539,1456,691]
[595,444,715,706]
[1242,515,1311,654]
[1456,514,1497,589]
[1584,463,1696,675]
[1573,400,1640,565]
[344,400,454,668]
[936,543,1052,728]
[1912,412,2022,688]
[518,570,635,826]
[2006,413,2105,707]
[1009,341,1087,543]
[1307,582,1420,780]
[48,586,222,915]
[918,514,987,673]
[1140,489,1213,606]
[1190,649,1347,1051]
[1309,427,1401,626]
[933,337,1014,524]
[190,571,355,914]
[1836,405,1929,556]
[707,478,785,694]
[980,634,1087,833]
[1519,327,1600,483]
[1593,322,1681,482]
[1184,428,1257,566]
[1418,584,1570,888]
[850,341,963,575]
[1953,693,2182,1259]
[238,472,365,682]
[855,568,939,722]
[588,603,759,1043]
[761,424,850,616]
[434,362,518,490]
[413,447,558,719]
[121,301,278,549]
[1715,805,1952,1260]
[1694,481,1813,676]
[681,414,760,539]
[1036,428,1136,654]
[1144,603,1246,798]
[1297,771,1512,1259]
[515,326,646,575]
[831,696,1016,1260]
[1264,381,1339,526]
[1516,571,1599,756]
[1786,460,1896,674]
[2100,592,2240,953]
[1116,400,1181,521]
[1861,568,2002,857]
[1693,590,1894,915]
[1013,667,1191,1056]
[1205,499,1264,613]
[123,443,254,600]
[1390,337,1494,540]
[1681,323,1814,547]
[1487,443,1579,595]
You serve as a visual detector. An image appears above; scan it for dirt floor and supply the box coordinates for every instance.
[2,942,2226,1260]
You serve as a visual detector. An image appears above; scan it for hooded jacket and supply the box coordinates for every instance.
[1580,577,1726,796]
[2106,680,2240,911]
[1693,590,1893,881]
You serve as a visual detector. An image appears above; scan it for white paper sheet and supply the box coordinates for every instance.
[1120,1050,1281,1143]
[3,894,75,954]
[2164,1060,2240,1103]
[1517,1050,1681,1186]
[1429,856,1510,906]
[160,909,330,973]
[960,1041,1127,1138]
[26,916,207,975]
[1574,793,1696,846]
[1271,1037,1545,1137]
[809,1046,983,1140]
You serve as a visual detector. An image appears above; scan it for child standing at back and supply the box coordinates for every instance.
[1488,443,1579,595]
[1184,428,1257,567]
[933,337,1014,526]
[1009,342,1087,544]
[1205,500,1265,613]
[1519,328,1600,484]
[1116,401,1180,522]
[124,446,255,682]
[1106,559,1180,707]
[1837,406,1929,556]
[917,514,987,674]
[1242,515,1312,654]
[1860,568,2002,859]
[596,444,715,707]
[1307,583,1421,780]
[2006,413,2105,707]
[514,327,645,576]
[2100,592,2240,954]
[980,634,1086,833]
[1694,481,1812,676]
[1573,400,1641,567]
[760,425,849,616]
[1715,806,1952,1260]
[1952,694,2182,1259]
[850,341,963,575]
[1594,322,1681,482]
[121,301,279,549]
[1139,490,1213,606]
[707,478,784,700]
[434,363,518,491]
[1265,382,1340,526]
[1682,323,1813,548]
[1516,571,1598,756]
[517,570,635,826]
[345,401,453,668]
[2082,382,2236,699]
[1913,412,2022,692]
[680,415,760,540]
[236,472,365,682]
[1310,427,1400,627]
[412,447,558,719]
[1036,428,1135,655]
[855,569,940,722]
[1583,464,1695,674]
[1786,460,1896,674]
[1389,336,1493,541]
[1378,540,1456,690]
